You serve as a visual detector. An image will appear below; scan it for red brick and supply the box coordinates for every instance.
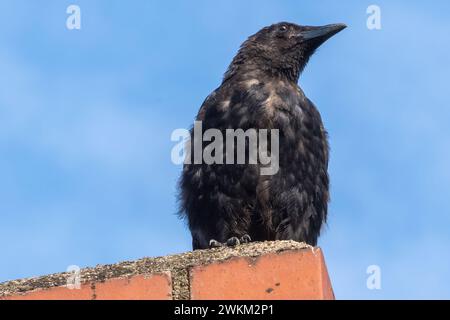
[4,273,172,300]
[189,248,334,300]
[94,274,172,300]
[6,285,93,300]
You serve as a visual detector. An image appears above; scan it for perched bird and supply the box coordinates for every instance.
[179,22,346,249]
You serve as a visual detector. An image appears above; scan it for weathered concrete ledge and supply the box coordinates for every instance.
[0,240,334,300]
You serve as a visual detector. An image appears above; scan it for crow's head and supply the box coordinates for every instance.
[225,22,346,83]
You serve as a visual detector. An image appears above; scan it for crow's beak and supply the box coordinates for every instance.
[298,23,346,49]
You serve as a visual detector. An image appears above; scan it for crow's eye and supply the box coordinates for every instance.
[280,25,288,32]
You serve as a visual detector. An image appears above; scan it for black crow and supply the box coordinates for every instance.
[179,22,346,249]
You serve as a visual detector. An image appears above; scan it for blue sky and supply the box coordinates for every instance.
[1,0,449,299]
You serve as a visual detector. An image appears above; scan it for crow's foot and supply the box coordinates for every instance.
[209,235,252,249]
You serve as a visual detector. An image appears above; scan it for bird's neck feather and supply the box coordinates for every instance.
[223,46,305,84]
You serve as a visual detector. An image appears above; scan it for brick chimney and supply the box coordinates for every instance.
[0,241,334,300]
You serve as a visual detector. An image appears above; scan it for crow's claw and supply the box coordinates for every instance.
[209,235,250,248]
[240,234,252,244]
[226,237,240,247]
[209,239,224,248]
